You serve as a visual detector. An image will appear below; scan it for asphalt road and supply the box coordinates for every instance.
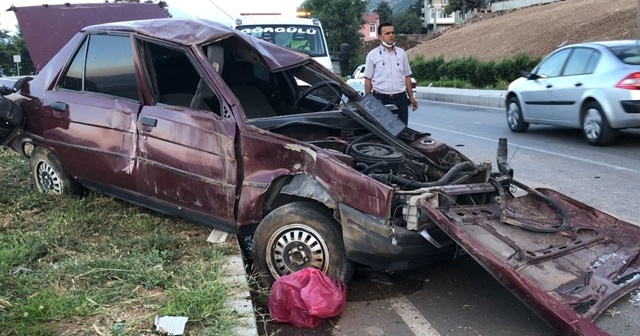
[258,100,640,336]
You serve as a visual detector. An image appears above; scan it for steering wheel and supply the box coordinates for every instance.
[294,81,343,112]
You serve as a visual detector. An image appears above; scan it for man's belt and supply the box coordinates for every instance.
[373,91,405,99]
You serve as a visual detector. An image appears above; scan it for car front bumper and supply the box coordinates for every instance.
[338,203,455,272]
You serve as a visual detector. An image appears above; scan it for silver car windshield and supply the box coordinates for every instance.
[237,24,327,57]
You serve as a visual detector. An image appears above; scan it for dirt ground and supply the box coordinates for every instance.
[406,0,637,61]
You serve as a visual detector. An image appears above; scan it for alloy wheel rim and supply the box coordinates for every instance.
[266,224,329,279]
[36,160,62,194]
[583,108,602,141]
[507,102,520,129]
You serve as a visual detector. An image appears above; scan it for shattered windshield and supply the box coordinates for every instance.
[237,24,327,57]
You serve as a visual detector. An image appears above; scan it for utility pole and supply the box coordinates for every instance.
[637,0,640,38]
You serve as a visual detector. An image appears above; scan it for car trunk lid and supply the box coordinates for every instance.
[418,184,640,335]
[12,2,169,72]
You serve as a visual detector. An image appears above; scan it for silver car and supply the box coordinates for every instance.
[506,40,640,145]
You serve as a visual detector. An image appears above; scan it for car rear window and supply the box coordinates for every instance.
[608,44,640,65]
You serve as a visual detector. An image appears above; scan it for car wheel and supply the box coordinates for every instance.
[30,147,85,195]
[252,202,354,287]
[506,96,529,132]
[582,101,615,146]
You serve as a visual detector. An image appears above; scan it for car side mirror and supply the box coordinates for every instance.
[339,43,350,62]
[347,75,352,80]
[521,70,539,80]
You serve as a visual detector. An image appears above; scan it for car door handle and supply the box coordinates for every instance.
[546,84,553,89]
[51,101,67,112]
[575,82,583,87]
[139,116,158,127]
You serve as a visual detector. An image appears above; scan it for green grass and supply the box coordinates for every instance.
[0,149,241,335]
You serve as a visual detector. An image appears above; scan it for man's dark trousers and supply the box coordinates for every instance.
[373,92,409,125]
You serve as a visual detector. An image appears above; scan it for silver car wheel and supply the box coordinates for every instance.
[265,224,330,279]
[583,107,603,141]
[507,102,521,129]
[35,160,62,194]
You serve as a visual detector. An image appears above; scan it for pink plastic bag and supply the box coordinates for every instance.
[268,268,347,328]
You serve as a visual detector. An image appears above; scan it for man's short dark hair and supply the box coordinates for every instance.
[378,22,393,36]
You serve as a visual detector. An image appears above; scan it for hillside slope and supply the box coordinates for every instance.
[407,0,637,61]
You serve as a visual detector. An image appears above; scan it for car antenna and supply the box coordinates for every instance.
[557,40,568,48]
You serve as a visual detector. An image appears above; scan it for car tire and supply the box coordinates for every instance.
[252,202,354,288]
[30,147,85,195]
[582,101,616,146]
[506,96,529,132]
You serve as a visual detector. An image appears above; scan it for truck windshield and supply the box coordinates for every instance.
[237,25,327,58]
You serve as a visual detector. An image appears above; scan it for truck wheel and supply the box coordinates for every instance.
[30,147,85,195]
[252,202,354,287]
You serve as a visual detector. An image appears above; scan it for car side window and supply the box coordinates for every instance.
[563,48,599,76]
[85,35,138,100]
[584,50,600,74]
[146,42,221,115]
[58,38,88,91]
[536,48,571,78]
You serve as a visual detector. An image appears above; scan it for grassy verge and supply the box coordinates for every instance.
[0,149,240,335]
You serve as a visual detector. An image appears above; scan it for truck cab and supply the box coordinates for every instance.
[234,14,333,72]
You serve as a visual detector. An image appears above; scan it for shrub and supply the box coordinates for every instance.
[470,61,498,88]
[411,55,445,81]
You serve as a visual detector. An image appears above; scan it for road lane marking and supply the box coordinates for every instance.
[410,123,640,175]
[389,296,441,336]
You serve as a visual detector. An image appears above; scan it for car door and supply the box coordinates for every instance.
[41,33,140,192]
[547,47,600,126]
[134,40,237,231]
[520,48,571,122]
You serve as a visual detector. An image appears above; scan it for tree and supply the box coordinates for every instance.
[445,0,485,15]
[392,11,422,34]
[375,1,393,24]
[302,0,367,56]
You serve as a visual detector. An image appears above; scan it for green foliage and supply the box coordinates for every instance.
[470,60,497,88]
[410,53,542,89]
[445,0,486,15]
[410,55,445,81]
[393,11,423,34]
[438,56,479,81]
[0,150,239,335]
[375,1,393,24]
[302,0,367,55]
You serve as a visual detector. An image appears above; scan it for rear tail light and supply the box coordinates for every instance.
[615,72,640,90]
[411,82,416,89]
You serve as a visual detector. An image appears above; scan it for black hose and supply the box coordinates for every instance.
[362,161,388,174]
[371,161,476,188]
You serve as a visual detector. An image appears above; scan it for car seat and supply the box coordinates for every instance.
[223,62,278,119]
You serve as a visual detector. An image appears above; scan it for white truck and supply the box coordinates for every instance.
[234,14,334,72]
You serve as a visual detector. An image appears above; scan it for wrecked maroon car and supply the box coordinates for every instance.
[1,10,640,336]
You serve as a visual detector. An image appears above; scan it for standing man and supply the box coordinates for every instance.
[364,22,418,125]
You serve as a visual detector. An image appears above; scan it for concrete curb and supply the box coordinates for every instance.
[414,87,507,109]
[221,234,259,336]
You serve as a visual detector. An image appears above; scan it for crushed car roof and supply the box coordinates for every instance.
[83,18,310,71]
[13,3,310,72]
